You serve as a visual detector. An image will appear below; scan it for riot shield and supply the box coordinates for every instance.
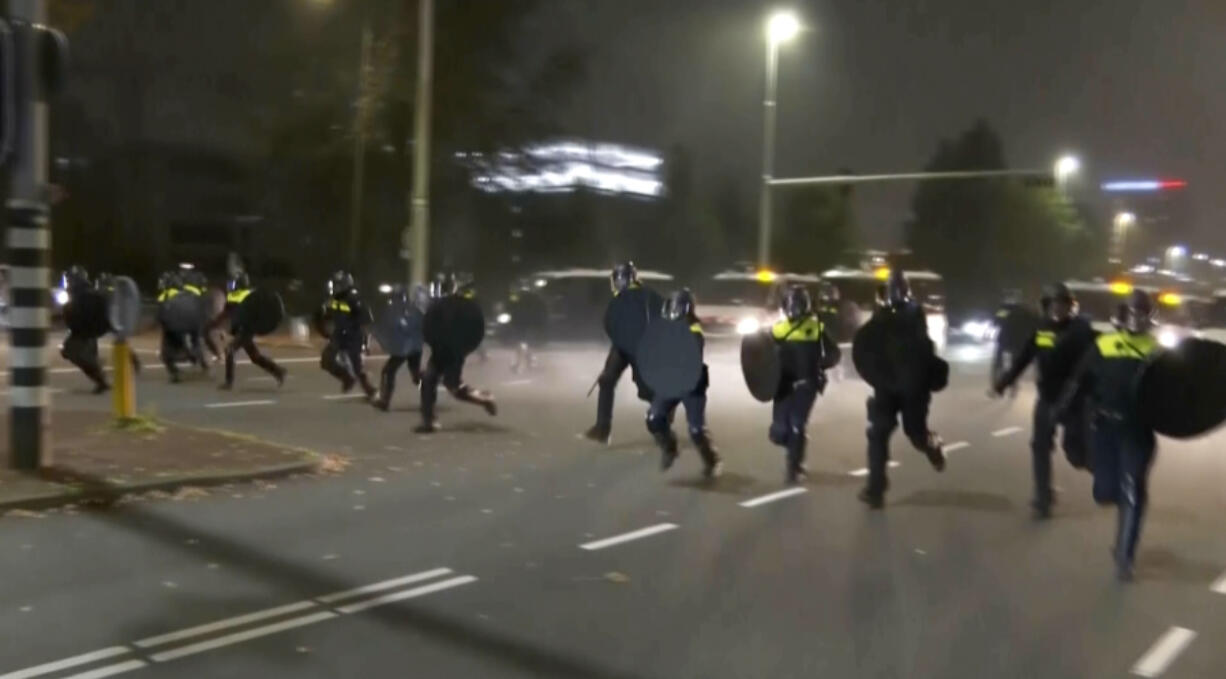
[637,319,703,401]
[63,289,110,340]
[603,287,663,357]
[372,297,424,356]
[740,330,781,403]
[237,288,285,336]
[107,276,142,340]
[423,296,485,357]
[159,292,207,334]
[1137,337,1226,438]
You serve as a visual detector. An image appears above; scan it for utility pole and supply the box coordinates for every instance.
[347,18,372,269]
[5,0,66,469]
[405,0,433,286]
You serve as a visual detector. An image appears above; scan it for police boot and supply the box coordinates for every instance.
[691,429,723,480]
[356,372,377,401]
[785,435,808,485]
[456,386,497,416]
[924,432,947,472]
[85,365,110,394]
[582,424,611,445]
[1114,476,1144,582]
[654,431,679,471]
[373,374,393,411]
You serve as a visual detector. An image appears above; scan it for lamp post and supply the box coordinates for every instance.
[1110,211,1135,264]
[756,10,800,269]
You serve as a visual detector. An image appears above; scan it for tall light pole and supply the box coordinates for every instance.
[406,0,434,286]
[757,10,800,269]
[1111,211,1135,264]
[1054,154,1080,187]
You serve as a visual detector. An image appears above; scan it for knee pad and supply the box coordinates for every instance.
[645,412,670,434]
[768,423,789,446]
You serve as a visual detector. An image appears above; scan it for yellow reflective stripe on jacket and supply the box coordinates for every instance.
[1096,332,1158,359]
[328,300,352,313]
[226,289,252,304]
[157,288,180,302]
[689,323,702,335]
[183,285,203,295]
[613,282,642,297]
[1035,330,1056,348]
[771,317,823,341]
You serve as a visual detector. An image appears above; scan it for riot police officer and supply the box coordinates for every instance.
[1062,290,1161,581]
[770,284,840,484]
[94,271,143,374]
[417,272,497,433]
[858,270,946,508]
[181,269,221,363]
[646,289,722,479]
[990,289,1036,399]
[373,284,427,411]
[213,272,286,389]
[59,266,109,393]
[992,282,1096,518]
[155,270,205,382]
[317,270,376,399]
[583,261,656,444]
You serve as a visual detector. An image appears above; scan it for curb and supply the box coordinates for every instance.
[0,453,323,513]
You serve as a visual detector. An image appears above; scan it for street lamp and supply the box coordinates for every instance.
[757,10,801,268]
[1054,154,1080,184]
[1110,211,1136,264]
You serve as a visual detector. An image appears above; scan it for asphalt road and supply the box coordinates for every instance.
[1,337,1225,678]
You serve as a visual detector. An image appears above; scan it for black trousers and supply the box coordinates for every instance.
[769,382,819,466]
[1030,397,1090,506]
[161,329,203,379]
[866,390,934,494]
[379,351,423,399]
[594,346,651,431]
[1092,416,1156,564]
[420,352,475,422]
[61,332,106,388]
[321,338,366,382]
[223,331,282,385]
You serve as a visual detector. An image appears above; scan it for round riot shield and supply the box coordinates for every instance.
[63,289,110,340]
[1137,337,1226,439]
[237,288,285,336]
[740,330,780,403]
[159,292,207,334]
[637,319,703,401]
[603,287,664,357]
[423,296,485,357]
[372,298,423,356]
[108,276,142,340]
[852,317,890,391]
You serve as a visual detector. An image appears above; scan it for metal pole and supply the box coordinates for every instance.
[406,0,433,286]
[768,168,1057,187]
[347,19,372,269]
[756,39,779,269]
[6,0,51,469]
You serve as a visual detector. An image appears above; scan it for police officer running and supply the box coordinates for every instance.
[859,271,947,508]
[214,272,286,389]
[770,284,840,484]
[59,266,109,393]
[990,288,1034,399]
[317,270,377,399]
[156,270,206,382]
[1060,290,1161,581]
[646,289,722,479]
[181,269,221,363]
[373,284,427,411]
[416,272,497,433]
[991,282,1096,518]
[583,262,655,444]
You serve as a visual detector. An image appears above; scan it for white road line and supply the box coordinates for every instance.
[847,461,901,477]
[579,523,679,551]
[317,568,453,604]
[992,426,1023,437]
[944,441,970,453]
[148,611,338,663]
[134,601,316,648]
[739,487,807,508]
[502,379,532,386]
[59,661,147,679]
[321,393,366,401]
[0,647,130,679]
[335,575,478,614]
[47,356,319,375]
[1131,626,1197,677]
[203,399,276,409]
[1211,570,1226,594]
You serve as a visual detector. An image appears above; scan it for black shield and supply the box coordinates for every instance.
[108,276,142,339]
[1137,337,1226,438]
[63,289,110,339]
[853,310,932,393]
[373,298,423,356]
[423,296,485,357]
[603,287,663,357]
[159,293,207,334]
[852,316,890,390]
[740,330,781,403]
[237,289,285,336]
[637,319,703,401]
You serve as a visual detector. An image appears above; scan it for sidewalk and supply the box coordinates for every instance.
[0,410,337,513]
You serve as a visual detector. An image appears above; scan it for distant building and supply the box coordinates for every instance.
[461,141,665,199]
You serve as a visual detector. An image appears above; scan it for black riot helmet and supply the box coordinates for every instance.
[1041,282,1076,322]
[157,271,182,292]
[430,272,458,298]
[1118,289,1155,334]
[181,269,207,288]
[62,265,90,292]
[663,288,696,322]
[780,284,813,322]
[329,270,355,297]
[885,270,911,309]
[610,261,638,294]
[227,271,251,292]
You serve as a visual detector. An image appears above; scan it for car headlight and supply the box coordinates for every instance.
[736,317,761,335]
[960,320,986,338]
[1158,328,1179,348]
[496,312,512,325]
[53,288,70,306]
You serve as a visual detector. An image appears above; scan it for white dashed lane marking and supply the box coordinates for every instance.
[992,426,1023,437]
[579,523,679,551]
[1131,626,1196,677]
[203,399,276,409]
[739,487,807,508]
[943,441,970,453]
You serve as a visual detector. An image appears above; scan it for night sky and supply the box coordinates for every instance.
[547,0,1225,249]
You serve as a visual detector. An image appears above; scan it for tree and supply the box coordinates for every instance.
[775,183,856,274]
[905,120,1097,313]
